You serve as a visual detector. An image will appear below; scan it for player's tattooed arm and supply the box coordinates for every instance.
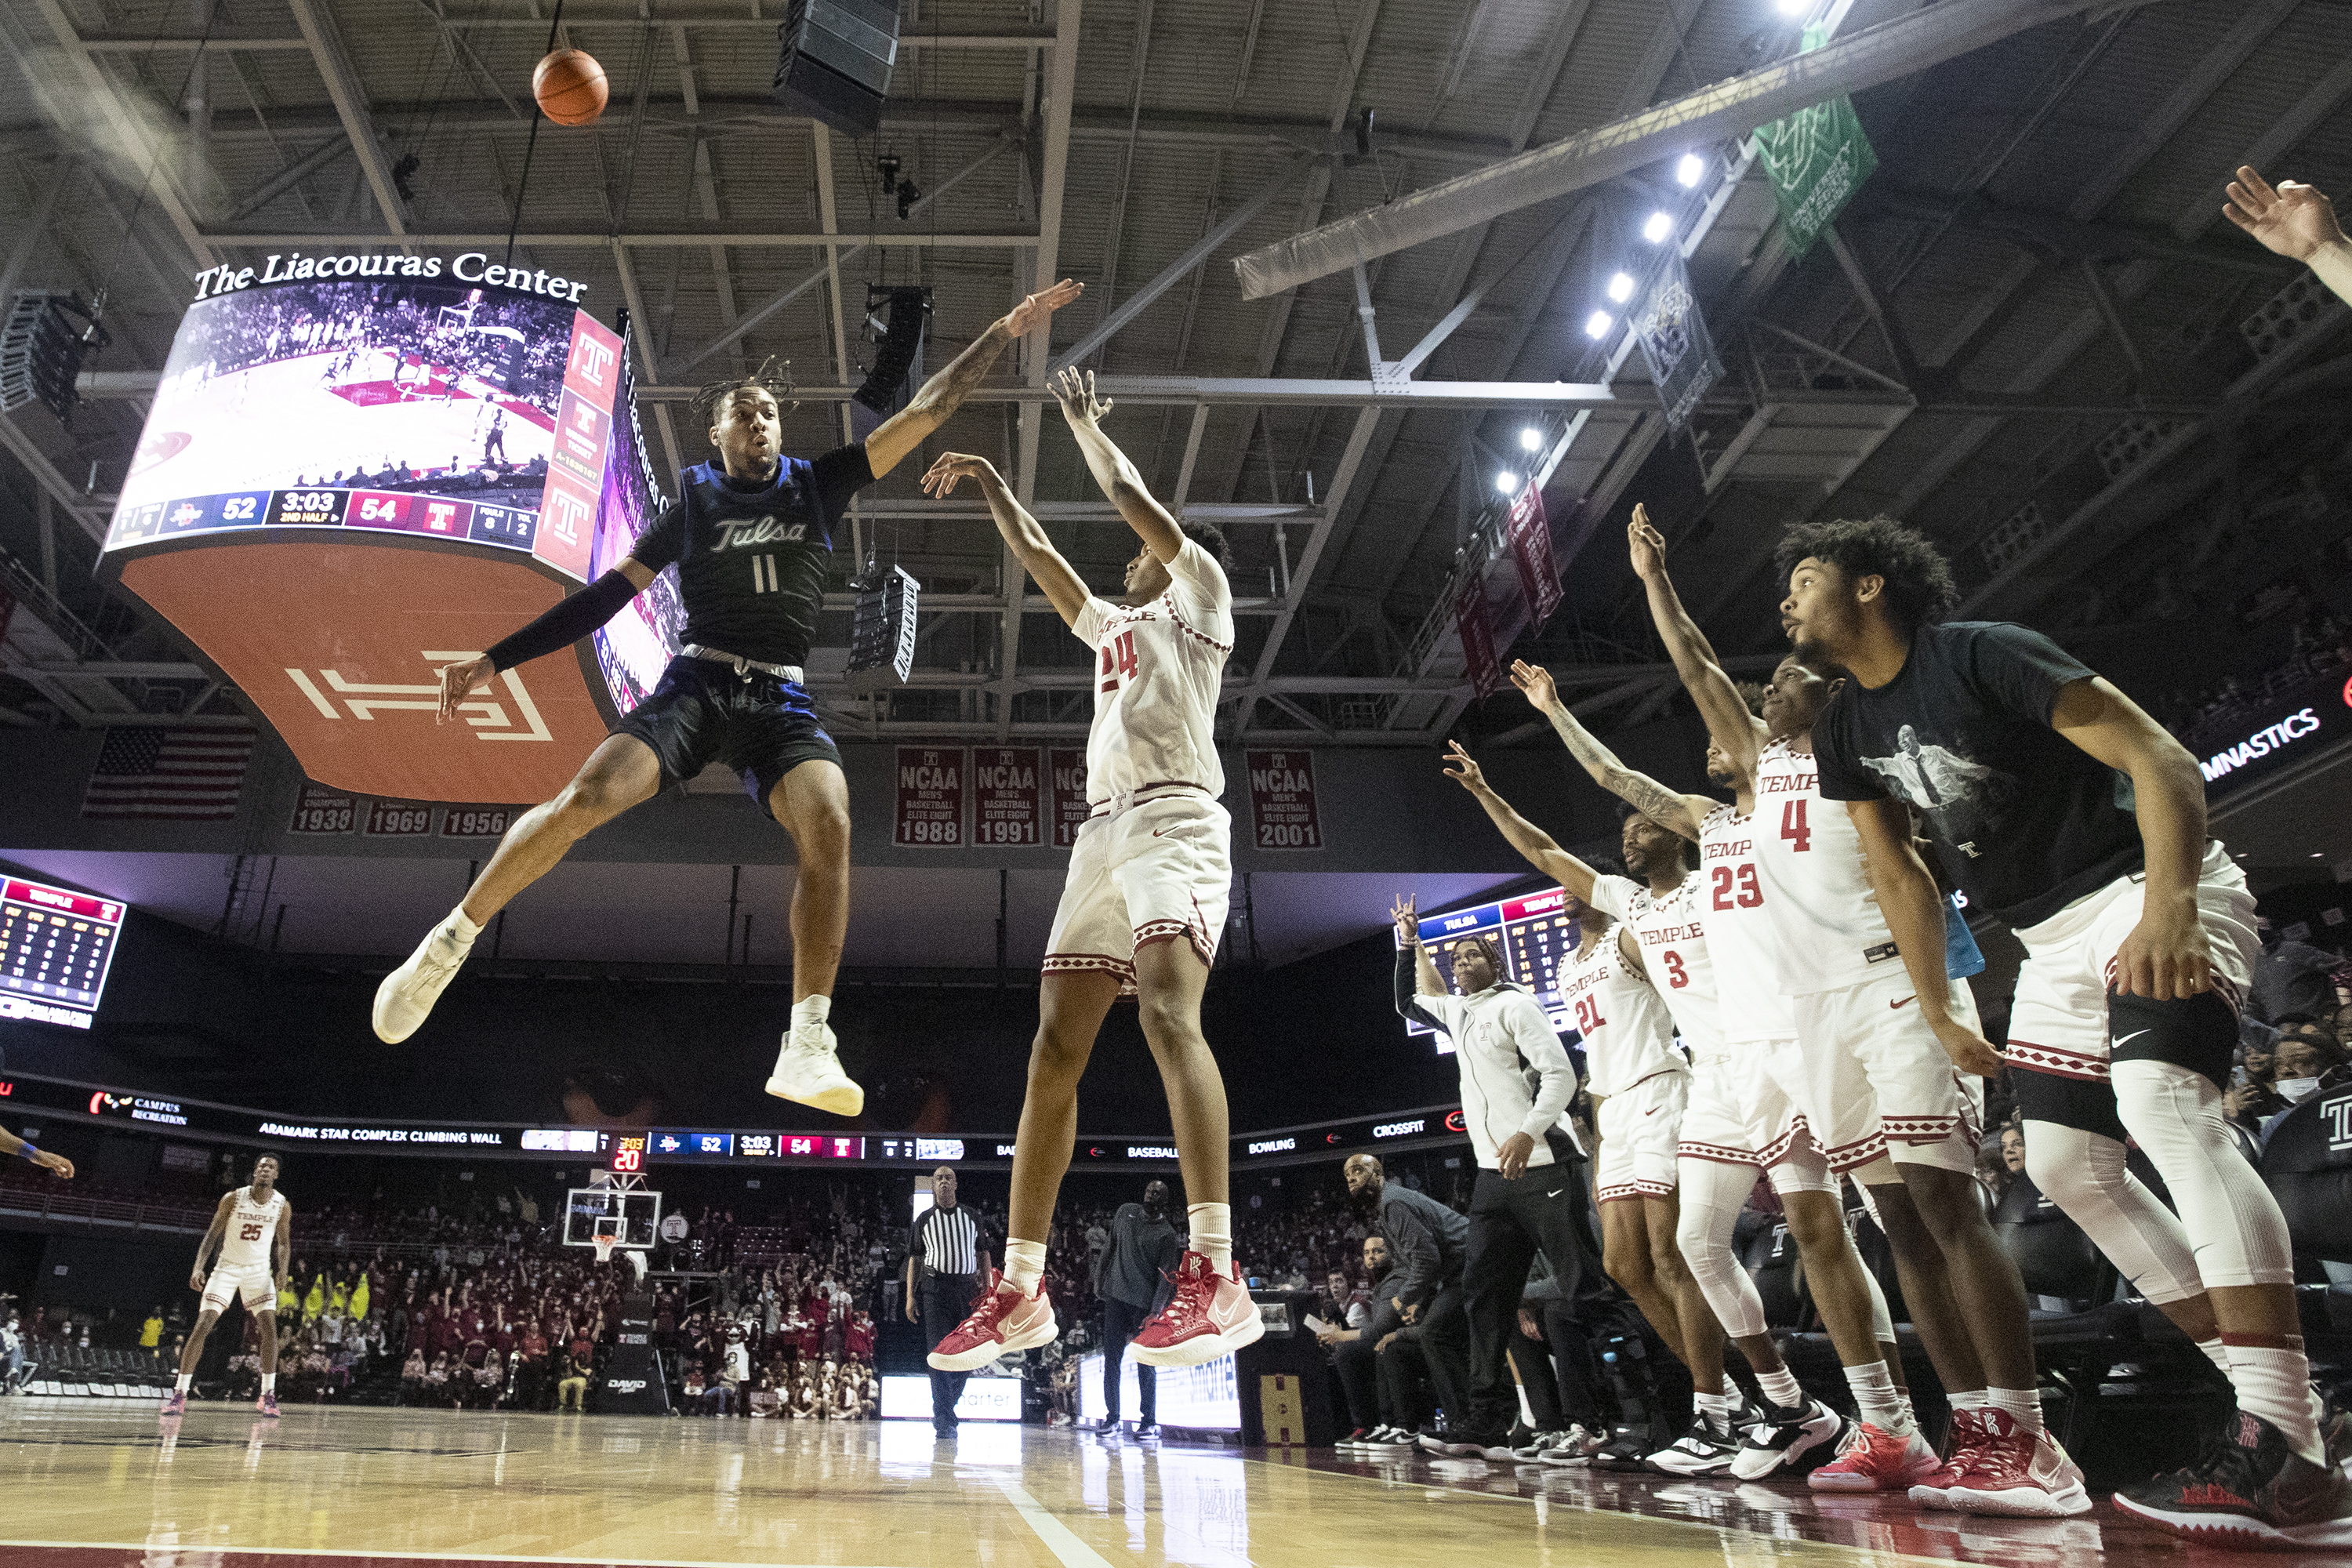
[1440,742,1603,902]
[1512,662,1711,840]
[866,279,1083,478]
[1846,797,2000,1076]
[192,1192,232,1291]
[921,453,1091,629]
[1628,505,1766,779]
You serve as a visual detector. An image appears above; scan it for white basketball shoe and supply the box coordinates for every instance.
[765,1007,864,1116]
[372,911,478,1043]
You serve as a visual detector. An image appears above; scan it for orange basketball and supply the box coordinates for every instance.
[532,49,608,127]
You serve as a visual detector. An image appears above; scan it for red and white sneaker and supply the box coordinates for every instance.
[926,1272,1058,1372]
[1909,1406,1994,1508]
[1130,1252,1263,1368]
[1941,1409,2089,1516]
[256,1392,281,1419]
[1808,1421,1942,1493]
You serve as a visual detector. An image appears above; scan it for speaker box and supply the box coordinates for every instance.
[773,0,898,136]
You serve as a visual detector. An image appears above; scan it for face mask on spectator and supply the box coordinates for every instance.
[2277,1076,2323,1104]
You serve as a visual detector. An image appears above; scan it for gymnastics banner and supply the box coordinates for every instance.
[893,746,966,848]
[1752,22,1878,259]
[1631,246,1722,434]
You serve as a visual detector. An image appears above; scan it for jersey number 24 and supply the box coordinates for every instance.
[1098,630,1138,693]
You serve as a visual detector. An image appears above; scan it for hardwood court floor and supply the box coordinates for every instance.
[0,1396,2323,1567]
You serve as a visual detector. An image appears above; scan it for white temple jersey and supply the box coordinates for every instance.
[1586,872,1722,1056]
[1697,804,1798,1041]
[218,1188,286,1269]
[1555,925,1686,1098]
[1071,539,1232,808]
[1752,736,1902,995]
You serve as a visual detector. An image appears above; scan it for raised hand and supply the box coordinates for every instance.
[2225,165,2345,263]
[31,1149,72,1178]
[1441,739,1487,793]
[1508,659,1559,712]
[1628,503,1668,580]
[437,655,495,725]
[920,452,997,499]
[1051,366,1112,427]
[1004,278,1083,339]
[1388,893,1418,942]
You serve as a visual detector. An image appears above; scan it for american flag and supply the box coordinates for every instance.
[81,723,256,820]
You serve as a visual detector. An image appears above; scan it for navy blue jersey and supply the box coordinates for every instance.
[631,445,873,667]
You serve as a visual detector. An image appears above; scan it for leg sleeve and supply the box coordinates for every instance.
[1674,1156,1770,1339]
[2021,1117,2205,1305]
[2110,1059,2294,1290]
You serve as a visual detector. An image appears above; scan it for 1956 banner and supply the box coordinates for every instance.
[1246,749,1323,851]
[894,746,966,848]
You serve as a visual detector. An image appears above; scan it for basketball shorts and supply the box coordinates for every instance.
[1784,971,1985,1177]
[1042,791,1231,995]
[611,655,841,822]
[1596,1070,1688,1204]
[1677,1040,1834,1196]
[201,1262,278,1313]
[2002,841,2258,1141]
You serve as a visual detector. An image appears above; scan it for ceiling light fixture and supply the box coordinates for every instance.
[1519,426,1544,452]
[1584,310,1613,339]
[1606,272,1635,303]
[1642,211,1674,244]
[1495,471,1520,495]
[1675,153,1706,187]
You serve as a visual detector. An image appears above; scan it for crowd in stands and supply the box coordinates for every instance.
[2165,603,2352,753]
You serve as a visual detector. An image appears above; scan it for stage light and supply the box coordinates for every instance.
[1494,471,1520,495]
[1675,153,1706,187]
[1775,0,1809,15]
[1642,211,1674,244]
[1606,271,1635,303]
[1519,426,1543,452]
[1584,310,1613,339]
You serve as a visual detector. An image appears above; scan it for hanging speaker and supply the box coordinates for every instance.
[853,286,931,416]
[844,564,920,697]
[773,0,898,136]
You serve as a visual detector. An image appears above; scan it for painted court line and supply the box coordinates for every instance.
[993,1476,1120,1568]
[0,1545,900,1568]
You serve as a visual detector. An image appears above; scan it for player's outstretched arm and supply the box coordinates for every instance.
[1846,797,2000,1076]
[1051,368,1185,562]
[435,557,658,722]
[1630,506,1766,777]
[1441,742,1602,901]
[0,1127,71,1178]
[1509,659,1712,840]
[1390,895,1446,1000]
[865,281,1083,479]
[2047,675,2214,1002]
[2226,165,2352,305]
[920,452,1091,629]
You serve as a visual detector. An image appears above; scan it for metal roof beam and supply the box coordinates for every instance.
[202,228,1038,249]
[285,0,411,241]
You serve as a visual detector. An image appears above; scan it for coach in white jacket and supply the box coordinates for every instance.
[1392,897,1596,1457]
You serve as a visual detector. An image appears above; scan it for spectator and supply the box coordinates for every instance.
[1342,1154,1473,1439]
[140,1307,165,1356]
[1318,1235,1402,1443]
[2253,923,2345,1025]
[400,1347,426,1405]
[1095,1180,1181,1435]
[557,1348,590,1412]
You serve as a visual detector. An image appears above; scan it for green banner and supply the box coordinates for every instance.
[1752,23,1878,259]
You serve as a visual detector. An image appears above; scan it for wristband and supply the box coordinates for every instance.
[17,1143,38,1160]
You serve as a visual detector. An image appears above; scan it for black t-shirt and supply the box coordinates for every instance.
[630,445,873,668]
[1812,620,2144,929]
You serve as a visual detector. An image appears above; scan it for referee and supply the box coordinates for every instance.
[903,1167,993,1436]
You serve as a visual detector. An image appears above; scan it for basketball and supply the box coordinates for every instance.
[532,48,607,126]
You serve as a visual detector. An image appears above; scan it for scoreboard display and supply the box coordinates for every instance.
[1402,886,1585,1047]
[0,877,129,1031]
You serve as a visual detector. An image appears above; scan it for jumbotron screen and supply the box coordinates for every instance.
[585,354,678,715]
[107,276,570,554]
[1399,887,1582,1048]
[0,877,129,1031]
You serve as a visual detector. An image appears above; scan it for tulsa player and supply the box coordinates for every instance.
[166,1154,291,1418]
[373,280,1082,1116]
[917,368,1261,1374]
[1632,507,2074,1514]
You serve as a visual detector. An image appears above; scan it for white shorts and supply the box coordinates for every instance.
[1596,1071,1688,1204]
[201,1262,277,1313]
[1678,1040,1835,1196]
[1040,792,1231,996]
[2005,842,2257,1086]
[1785,971,1985,1177]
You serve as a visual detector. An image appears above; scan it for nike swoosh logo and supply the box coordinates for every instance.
[1210,1296,1248,1329]
[1888,996,1916,1010]
[2113,1030,2150,1049]
[1644,1107,1657,1116]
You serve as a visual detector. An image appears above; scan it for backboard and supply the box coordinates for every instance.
[563,1175,660,1249]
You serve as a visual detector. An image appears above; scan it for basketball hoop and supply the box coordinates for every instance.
[593,1234,617,1265]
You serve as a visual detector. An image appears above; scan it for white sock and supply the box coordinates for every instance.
[445,906,481,941]
[2226,1338,2327,1465]
[1756,1366,1803,1409]
[1948,1388,1987,1410]
[262,1373,276,1393]
[1186,1203,1232,1270]
[2195,1337,2232,1377]
[1986,1385,2042,1436]
[1694,1391,1733,1432]
[175,1372,192,1393]
[792,994,832,1026]
[1845,1361,1915,1438]
[1003,1240,1047,1294]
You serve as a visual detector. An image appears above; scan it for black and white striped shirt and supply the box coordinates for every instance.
[914,1204,982,1278]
